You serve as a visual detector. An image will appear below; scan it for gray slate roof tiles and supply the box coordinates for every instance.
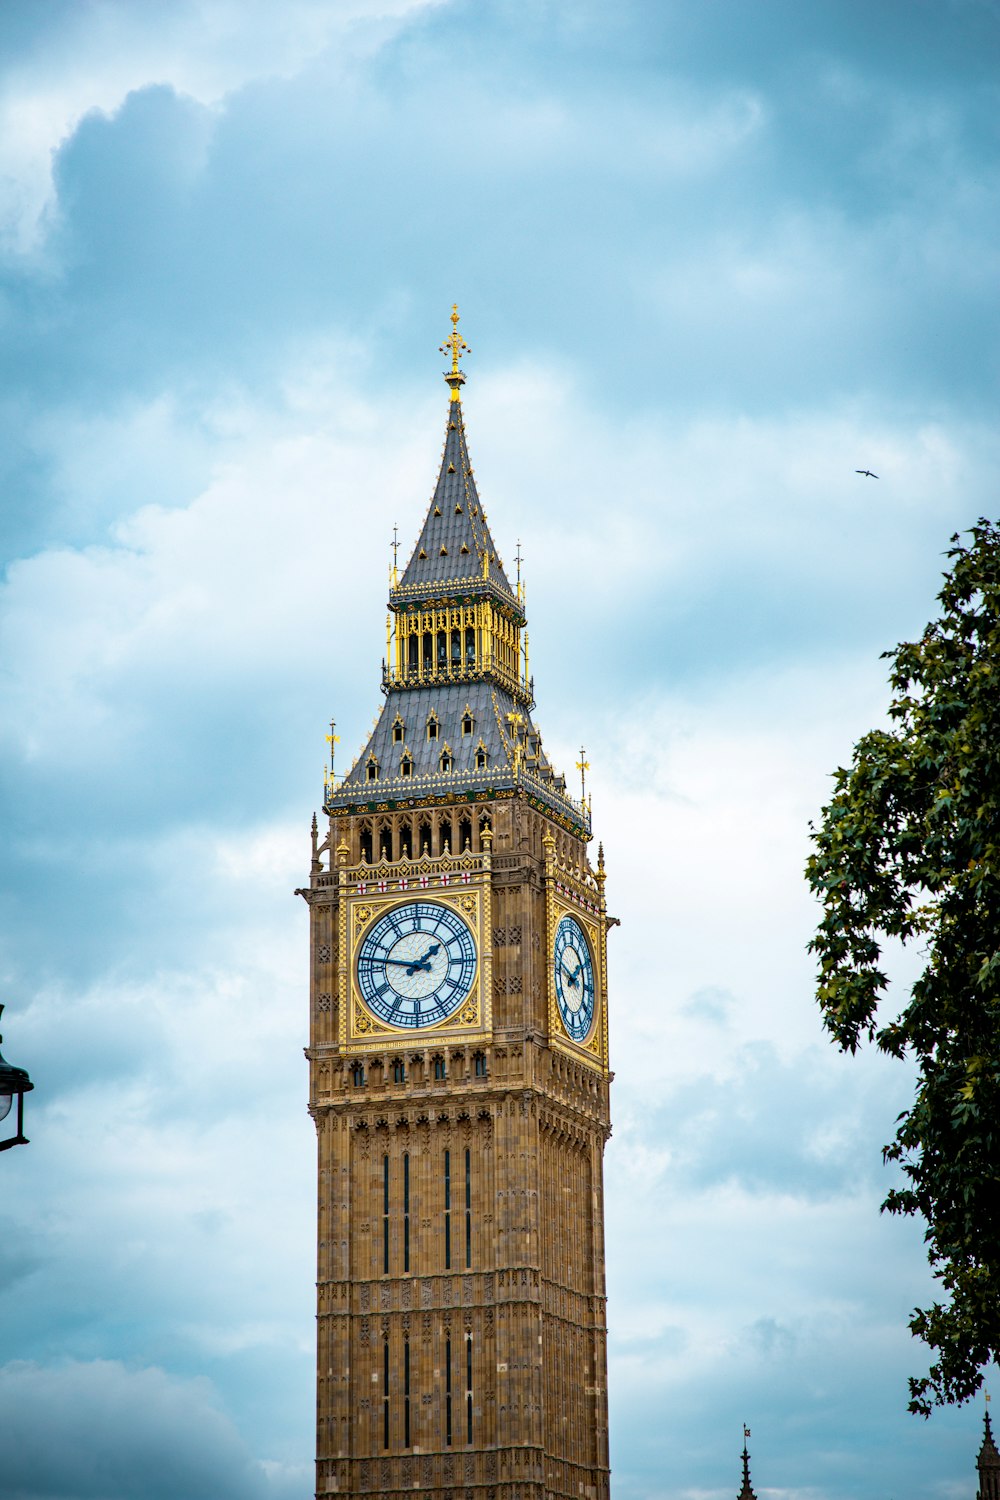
[398,398,515,600]
[327,383,588,835]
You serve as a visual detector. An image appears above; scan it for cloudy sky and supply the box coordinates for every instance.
[1,2,998,1498]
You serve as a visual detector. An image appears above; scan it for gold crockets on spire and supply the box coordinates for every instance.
[440,303,470,401]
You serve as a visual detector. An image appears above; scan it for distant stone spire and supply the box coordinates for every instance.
[978,1408,1000,1500]
[737,1428,758,1500]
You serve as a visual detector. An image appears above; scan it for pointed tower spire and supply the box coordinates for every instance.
[737,1428,758,1500]
[396,307,515,601]
[327,308,590,844]
[978,1405,1000,1500]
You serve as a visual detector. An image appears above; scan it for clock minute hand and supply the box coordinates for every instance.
[385,956,431,973]
[399,942,442,977]
[561,963,581,989]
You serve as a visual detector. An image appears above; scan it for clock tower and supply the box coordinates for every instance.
[304,310,612,1500]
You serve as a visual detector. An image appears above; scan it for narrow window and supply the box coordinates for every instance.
[465,1147,472,1269]
[393,1059,406,1084]
[366,757,379,782]
[475,748,487,770]
[422,631,432,670]
[419,820,432,857]
[393,718,405,743]
[399,826,412,859]
[408,636,418,672]
[383,1338,390,1449]
[444,1148,451,1270]
[382,1155,390,1275]
[462,713,474,736]
[474,1052,487,1079]
[459,817,472,852]
[434,1055,446,1081]
[465,625,475,663]
[427,717,439,741]
[437,631,447,666]
[445,1336,453,1447]
[404,1339,411,1448]
[451,628,461,664]
[403,1151,410,1274]
[400,755,412,778]
[466,1333,473,1444]
[360,829,373,863]
[440,750,452,773]
[352,1063,366,1088]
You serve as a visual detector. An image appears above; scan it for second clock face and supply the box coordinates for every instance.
[356,901,477,1029]
[554,914,596,1042]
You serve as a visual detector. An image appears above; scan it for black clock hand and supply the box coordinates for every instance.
[411,942,441,973]
[562,963,581,989]
[384,956,431,973]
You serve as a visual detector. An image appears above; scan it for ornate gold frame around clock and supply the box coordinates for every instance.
[337,854,493,1051]
[544,837,610,1073]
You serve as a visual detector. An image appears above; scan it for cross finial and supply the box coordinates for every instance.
[440,304,470,400]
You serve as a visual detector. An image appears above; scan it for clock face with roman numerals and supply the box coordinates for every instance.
[554,914,596,1042]
[356,901,477,1029]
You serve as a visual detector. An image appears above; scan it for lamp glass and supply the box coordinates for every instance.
[0,1093,12,1123]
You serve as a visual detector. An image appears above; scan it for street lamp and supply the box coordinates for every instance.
[0,1003,34,1152]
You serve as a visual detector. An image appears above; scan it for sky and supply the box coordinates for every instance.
[0,2,998,1498]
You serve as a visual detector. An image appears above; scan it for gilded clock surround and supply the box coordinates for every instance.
[303,310,613,1500]
[340,851,493,1045]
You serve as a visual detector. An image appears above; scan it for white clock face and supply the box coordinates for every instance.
[356,901,477,1029]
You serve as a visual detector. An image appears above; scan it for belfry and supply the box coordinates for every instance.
[304,309,613,1500]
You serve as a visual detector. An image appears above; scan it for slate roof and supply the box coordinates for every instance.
[329,679,588,835]
[325,364,590,837]
[395,396,518,608]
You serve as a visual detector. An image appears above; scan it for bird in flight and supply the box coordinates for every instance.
[855,468,878,478]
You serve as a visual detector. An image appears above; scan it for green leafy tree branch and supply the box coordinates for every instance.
[806,518,1000,1415]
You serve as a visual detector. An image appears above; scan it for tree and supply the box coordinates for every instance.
[806,518,1000,1416]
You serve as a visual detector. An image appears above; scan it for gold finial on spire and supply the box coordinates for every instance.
[440,303,470,401]
[325,720,340,788]
[576,747,590,801]
[390,523,399,586]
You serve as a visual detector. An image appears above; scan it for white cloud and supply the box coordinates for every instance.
[1,332,995,1500]
[0,0,446,255]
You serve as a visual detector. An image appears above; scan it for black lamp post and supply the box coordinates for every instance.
[0,1003,33,1152]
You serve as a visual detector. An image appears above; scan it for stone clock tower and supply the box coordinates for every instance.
[303,310,612,1500]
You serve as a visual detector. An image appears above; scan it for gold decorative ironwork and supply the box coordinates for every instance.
[440,304,469,401]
